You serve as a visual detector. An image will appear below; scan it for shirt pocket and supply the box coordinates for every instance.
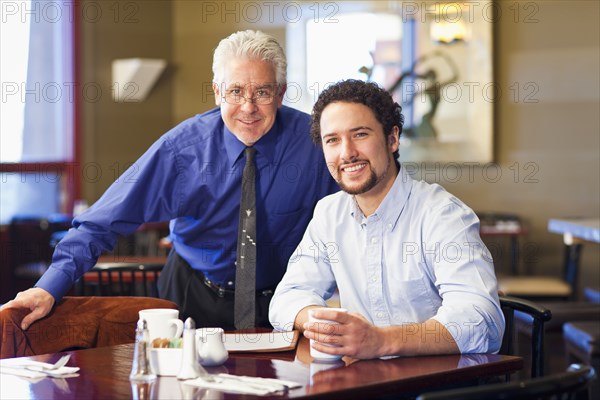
[389,268,438,324]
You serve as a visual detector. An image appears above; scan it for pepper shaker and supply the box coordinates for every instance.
[130,319,157,382]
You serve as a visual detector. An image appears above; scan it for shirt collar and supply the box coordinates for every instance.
[348,164,413,230]
[223,111,280,167]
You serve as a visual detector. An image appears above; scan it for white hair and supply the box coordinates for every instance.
[212,30,287,86]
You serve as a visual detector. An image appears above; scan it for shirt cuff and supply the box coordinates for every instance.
[269,295,327,332]
[432,312,502,354]
[35,267,75,301]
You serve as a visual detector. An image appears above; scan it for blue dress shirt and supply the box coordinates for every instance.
[269,166,504,354]
[37,106,338,300]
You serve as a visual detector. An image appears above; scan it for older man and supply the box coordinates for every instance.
[3,30,338,330]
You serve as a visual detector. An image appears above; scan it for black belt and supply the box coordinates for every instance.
[202,275,274,299]
[172,250,275,299]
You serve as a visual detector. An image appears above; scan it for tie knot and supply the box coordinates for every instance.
[245,147,256,165]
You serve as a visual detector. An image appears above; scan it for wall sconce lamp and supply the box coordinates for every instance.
[112,58,167,102]
[430,20,467,44]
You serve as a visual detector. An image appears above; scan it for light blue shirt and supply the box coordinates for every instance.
[269,166,504,354]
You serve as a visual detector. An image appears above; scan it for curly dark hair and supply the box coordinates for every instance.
[310,79,404,159]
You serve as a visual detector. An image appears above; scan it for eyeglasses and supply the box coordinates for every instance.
[222,85,277,105]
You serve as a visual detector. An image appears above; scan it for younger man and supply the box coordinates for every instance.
[269,80,503,359]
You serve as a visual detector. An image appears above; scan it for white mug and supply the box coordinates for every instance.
[308,307,348,362]
[138,309,184,341]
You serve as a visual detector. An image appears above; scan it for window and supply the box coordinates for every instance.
[306,13,405,102]
[286,2,494,163]
[0,0,78,224]
[286,12,406,115]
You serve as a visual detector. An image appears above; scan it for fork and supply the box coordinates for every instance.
[25,354,71,372]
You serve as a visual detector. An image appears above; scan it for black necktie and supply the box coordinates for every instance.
[234,147,257,329]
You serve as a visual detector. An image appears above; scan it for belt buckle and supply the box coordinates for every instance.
[204,276,226,298]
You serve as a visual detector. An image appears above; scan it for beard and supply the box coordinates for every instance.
[337,156,391,195]
[338,167,378,195]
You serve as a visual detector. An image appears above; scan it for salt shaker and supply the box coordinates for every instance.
[177,317,205,380]
[130,319,156,382]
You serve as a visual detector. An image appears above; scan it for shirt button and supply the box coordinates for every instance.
[388,223,393,229]
[376,312,385,319]
[371,276,378,283]
[371,237,378,244]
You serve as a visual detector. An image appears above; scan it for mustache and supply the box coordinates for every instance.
[325,159,369,176]
[339,158,368,169]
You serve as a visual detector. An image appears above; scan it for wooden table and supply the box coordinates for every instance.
[548,218,600,245]
[1,337,522,399]
[548,218,600,297]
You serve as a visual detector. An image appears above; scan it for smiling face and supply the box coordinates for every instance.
[320,102,399,200]
[214,58,284,146]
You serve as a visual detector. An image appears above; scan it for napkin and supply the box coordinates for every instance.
[0,359,80,379]
[183,373,301,396]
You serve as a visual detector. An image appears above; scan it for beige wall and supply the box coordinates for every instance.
[81,1,599,293]
[171,1,286,123]
[454,0,599,287]
[80,0,173,200]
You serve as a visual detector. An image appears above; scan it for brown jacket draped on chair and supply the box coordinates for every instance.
[0,296,177,359]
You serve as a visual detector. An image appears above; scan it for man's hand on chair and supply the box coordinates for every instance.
[0,288,55,330]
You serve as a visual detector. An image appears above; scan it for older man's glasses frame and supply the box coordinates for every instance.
[221,83,279,105]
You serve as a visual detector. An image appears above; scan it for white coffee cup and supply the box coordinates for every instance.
[138,308,184,341]
[308,307,347,362]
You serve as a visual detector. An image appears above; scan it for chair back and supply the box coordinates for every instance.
[1,296,178,358]
[417,364,596,400]
[76,258,165,297]
[500,295,552,378]
[478,212,579,302]
[8,215,72,296]
[563,242,583,300]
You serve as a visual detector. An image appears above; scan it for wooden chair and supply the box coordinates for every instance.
[508,234,577,301]
[564,321,600,368]
[75,257,166,297]
[8,215,72,296]
[416,364,596,400]
[513,294,600,377]
[564,321,600,399]
[499,295,552,378]
[478,212,526,275]
[477,212,580,302]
